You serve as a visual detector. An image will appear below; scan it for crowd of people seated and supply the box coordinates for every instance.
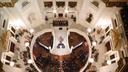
[36,32,53,49]
[68,32,86,48]
[32,32,89,72]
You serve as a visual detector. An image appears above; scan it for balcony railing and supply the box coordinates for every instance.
[102,0,128,7]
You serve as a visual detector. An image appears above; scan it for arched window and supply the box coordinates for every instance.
[44,1,53,8]
[68,1,77,8]
[91,1,99,7]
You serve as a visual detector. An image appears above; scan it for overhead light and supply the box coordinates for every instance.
[49,46,51,49]
[87,28,92,33]
[65,9,69,13]
[16,26,20,30]
[89,58,94,63]
[53,10,57,13]
[107,60,111,65]
[92,41,97,46]
[71,46,73,48]
[27,59,33,64]
[10,61,15,67]
[30,29,34,33]
[25,42,29,47]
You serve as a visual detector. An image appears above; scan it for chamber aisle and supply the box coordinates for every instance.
[51,27,71,56]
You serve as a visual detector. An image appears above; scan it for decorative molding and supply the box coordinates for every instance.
[0,0,17,7]
[0,31,10,51]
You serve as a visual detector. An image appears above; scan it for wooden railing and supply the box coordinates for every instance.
[102,0,128,7]
[115,57,128,72]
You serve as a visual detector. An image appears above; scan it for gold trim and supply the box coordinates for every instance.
[0,0,17,7]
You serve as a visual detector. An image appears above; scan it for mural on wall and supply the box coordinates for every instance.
[0,31,10,51]
[111,29,121,50]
